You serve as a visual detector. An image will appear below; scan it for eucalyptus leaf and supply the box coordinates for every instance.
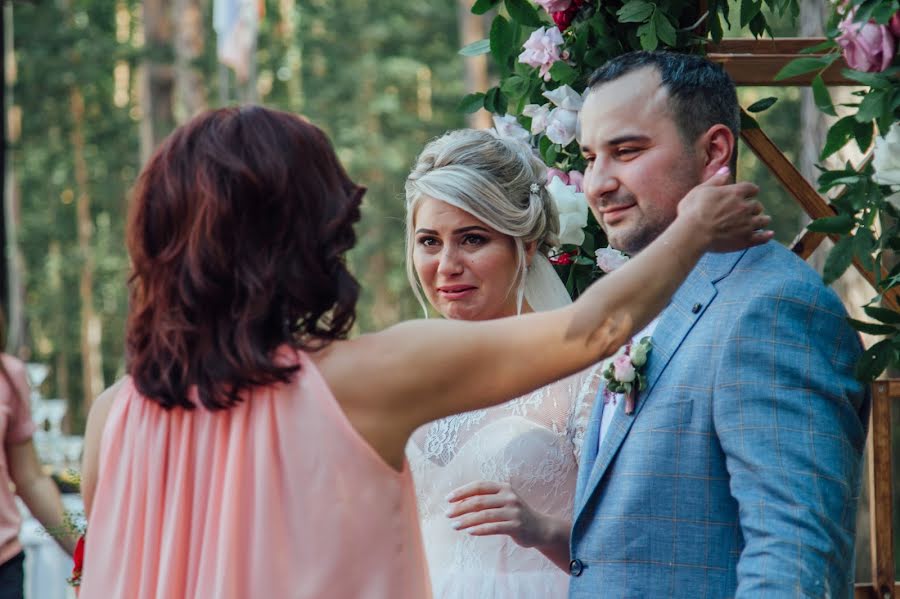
[504,0,544,27]
[774,55,837,81]
[864,305,900,325]
[820,116,857,161]
[847,318,897,336]
[459,39,491,57]
[457,92,486,114]
[472,0,500,15]
[799,40,837,54]
[490,16,513,65]
[740,111,760,130]
[841,69,891,88]
[747,96,777,113]
[855,339,895,381]
[740,0,762,27]
[823,234,855,285]
[811,75,836,116]
[806,213,854,234]
[855,89,886,123]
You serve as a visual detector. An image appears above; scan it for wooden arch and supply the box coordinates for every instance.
[706,31,895,599]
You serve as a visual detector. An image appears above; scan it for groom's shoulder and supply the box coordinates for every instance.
[721,242,846,311]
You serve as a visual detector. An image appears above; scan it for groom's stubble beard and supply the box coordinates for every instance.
[600,162,703,257]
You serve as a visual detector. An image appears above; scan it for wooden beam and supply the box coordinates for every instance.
[709,37,831,55]
[707,38,853,86]
[869,382,895,599]
[710,54,853,86]
[741,122,900,311]
[789,229,827,261]
[854,583,900,598]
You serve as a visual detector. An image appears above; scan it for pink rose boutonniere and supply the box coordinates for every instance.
[602,336,652,415]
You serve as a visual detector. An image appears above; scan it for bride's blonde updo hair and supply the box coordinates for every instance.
[404,129,560,315]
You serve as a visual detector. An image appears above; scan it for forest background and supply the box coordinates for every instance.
[6,0,844,432]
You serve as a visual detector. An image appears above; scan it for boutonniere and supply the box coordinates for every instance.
[602,336,652,415]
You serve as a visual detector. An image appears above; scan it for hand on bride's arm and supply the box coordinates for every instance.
[445,481,571,571]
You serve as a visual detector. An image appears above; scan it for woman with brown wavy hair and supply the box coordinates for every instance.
[78,106,769,599]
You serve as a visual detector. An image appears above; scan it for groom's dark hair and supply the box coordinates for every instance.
[587,51,739,169]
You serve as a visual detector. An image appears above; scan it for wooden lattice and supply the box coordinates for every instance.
[708,38,896,598]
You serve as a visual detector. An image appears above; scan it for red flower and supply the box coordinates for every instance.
[69,534,85,587]
[550,250,577,265]
[890,11,900,38]
[551,0,586,31]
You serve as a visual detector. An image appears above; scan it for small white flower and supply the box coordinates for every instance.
[543,85,584,111]
[595,246,629,273]
[544,106,578,146]
[546,177,588,246]
[522,103,552,135]
[491,114,531,143]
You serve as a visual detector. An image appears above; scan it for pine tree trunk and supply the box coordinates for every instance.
[139,0,175,164]
[456,0,491,129]
[69,87,104,411]
[173,0,207,121]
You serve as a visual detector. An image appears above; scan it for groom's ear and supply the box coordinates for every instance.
[698,124,735,181]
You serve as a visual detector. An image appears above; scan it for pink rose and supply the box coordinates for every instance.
[567,170,584,192]
[836,12,895,73]
[890,11,900,38]
[535,0,572,12]
[518,26,565,81]
[546,168,569,185]
[613,354,636,383]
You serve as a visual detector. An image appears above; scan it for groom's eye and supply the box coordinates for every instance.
[615,147,640,158]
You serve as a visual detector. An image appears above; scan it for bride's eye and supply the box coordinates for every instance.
[462,234,487,246]
[417,236,440,247]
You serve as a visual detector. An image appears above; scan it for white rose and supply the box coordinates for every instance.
[595,246,629,273]
[873,123,900,189]
[543,84,584,111]
[522,103,552,135]
[545,107,578,146]
[491,114,531,143]
[546,177,588,246]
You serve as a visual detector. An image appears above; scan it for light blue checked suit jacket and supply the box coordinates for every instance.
[569,242,870,599]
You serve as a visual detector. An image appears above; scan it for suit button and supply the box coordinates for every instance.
[569,558,584,576]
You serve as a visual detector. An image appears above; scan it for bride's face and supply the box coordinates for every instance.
[412,197,524,321]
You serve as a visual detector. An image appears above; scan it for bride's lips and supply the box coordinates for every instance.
[437,285,477,300]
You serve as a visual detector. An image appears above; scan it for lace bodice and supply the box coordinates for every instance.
[407,366,600,599]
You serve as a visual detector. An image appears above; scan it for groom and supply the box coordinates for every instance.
[569,51,870,598]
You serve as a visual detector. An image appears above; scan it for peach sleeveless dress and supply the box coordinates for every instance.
[80,349,431,599]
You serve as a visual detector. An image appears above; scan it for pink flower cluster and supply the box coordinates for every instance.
[836,9,900,73]
[518,26,567,81]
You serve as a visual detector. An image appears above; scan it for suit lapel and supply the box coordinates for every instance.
[573,250,746,524]
[575,387,604,506]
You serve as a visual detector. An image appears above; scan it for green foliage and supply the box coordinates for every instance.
[778,0,900,379]
[466,0,801,294]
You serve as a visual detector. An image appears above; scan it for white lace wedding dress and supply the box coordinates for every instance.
[407,367,599,599]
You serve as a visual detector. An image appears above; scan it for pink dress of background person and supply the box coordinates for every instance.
[0,356,37,563]
[79,349,430,599]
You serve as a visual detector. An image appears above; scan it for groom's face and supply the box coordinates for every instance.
[580,67,704,255]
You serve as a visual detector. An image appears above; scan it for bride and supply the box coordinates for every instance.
[404,129,598,598]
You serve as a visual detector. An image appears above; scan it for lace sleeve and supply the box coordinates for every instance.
[565,363,604,466]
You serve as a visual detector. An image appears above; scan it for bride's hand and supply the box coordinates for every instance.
[676,166,772,253]
[445,481,556,549]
